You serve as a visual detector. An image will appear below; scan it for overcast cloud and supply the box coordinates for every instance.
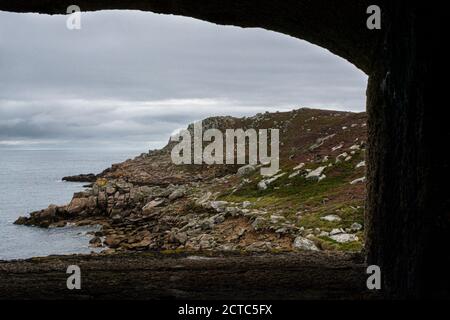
[0,10,367,150]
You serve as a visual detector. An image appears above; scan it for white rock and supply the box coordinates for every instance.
[289,171,300,179]
[331,144,343,152]
[293,163,305,170]
[351,222,363,231]
[318,174,326,182]
[321,214,342,222]
[257,180,268,190]
[225,207,240,216]
[349,144,360,150]
[330,233,359,243]
[210,201,229,212]
[350,177,366,185]
[356,161,366,169]
[142,199,165,213]
[344,156,352,161]
[242,201,252,208]
[305,166,326,180]
[293,236,319,251]
[252,217,266,230]
[258,173,286,190]
[330,228,345,236]
[168,188,185,201]
[270,215,286,223]
[237,164,256,177]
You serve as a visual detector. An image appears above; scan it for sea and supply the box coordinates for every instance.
[0,149,137,260]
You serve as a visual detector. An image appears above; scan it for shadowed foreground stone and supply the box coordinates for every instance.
[0,252,378,300]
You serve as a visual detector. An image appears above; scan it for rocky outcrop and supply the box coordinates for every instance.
[62,173,98,183]
[15,108,367,254]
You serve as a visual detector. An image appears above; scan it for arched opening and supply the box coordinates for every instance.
[0,1,447,299]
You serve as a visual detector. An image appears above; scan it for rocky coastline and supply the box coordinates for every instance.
[14,108,368,255]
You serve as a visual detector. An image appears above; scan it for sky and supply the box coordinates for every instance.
[0,10,367,151]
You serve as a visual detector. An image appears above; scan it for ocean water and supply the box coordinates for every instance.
[0,149,137,260]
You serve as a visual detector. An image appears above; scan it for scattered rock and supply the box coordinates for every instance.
[350,177,366,185]
[293,236,319,251]
[174,232,188,244]
[258,173,286,190]
[330,228,345,236]
[252,217,267,231]
[67,198,89,215]
[330,233,359,243]
[321,215,342,222]
[104,235,122,248]
[89,236,102,247]
[62,173,97,182]
[319,231,330,237]
[242,201,252,208]
[246,241,273,252]
[168,188,185,201]
[142,199,165,214]
[335,152,348,163]
[111,214,123,223]
[305,166,326,180]
[309,134,335,151]
[293,163,305,170]
[236,164,256,176]
[356,161,365,169]
[257,180,268,190]
[209,201,228,212]
[289,171,300,179]
[350,222,363,231]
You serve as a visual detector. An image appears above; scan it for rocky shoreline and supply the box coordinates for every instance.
[15,108,367,255]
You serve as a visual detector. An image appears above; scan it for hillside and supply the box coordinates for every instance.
[16,108,367,253]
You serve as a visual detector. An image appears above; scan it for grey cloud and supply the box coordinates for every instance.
[0,10,367,150]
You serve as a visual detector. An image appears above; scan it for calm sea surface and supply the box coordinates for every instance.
[0,149,136,260]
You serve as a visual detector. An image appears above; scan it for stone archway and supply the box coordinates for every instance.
[1,0,447,298]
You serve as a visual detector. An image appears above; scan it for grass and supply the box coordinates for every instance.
[216,154,366,252]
